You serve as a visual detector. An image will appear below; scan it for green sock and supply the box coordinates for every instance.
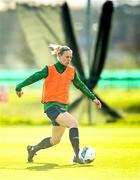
[69,127,80,158]
[33,137,52,152]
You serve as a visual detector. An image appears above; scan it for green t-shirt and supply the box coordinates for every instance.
[16,61,96,111]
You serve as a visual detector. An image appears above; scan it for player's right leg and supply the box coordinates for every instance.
[27,126,65,162]
[27,136,52,162]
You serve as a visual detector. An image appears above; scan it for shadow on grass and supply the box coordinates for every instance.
[26,162,94,171]
[0,162,93,171]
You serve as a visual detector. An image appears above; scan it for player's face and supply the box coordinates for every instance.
[58,50,72,66]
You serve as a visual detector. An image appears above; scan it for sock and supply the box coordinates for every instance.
[69,127,80,158]
[32,137,52,153]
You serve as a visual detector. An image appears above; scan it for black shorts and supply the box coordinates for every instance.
[45,105,67,126]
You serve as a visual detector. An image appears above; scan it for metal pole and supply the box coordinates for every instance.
[86,0,92,125]
[86,0,91,66]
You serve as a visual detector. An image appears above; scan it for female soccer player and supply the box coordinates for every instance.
[16,44,101,164]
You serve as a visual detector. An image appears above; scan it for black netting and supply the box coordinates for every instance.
[0,1,121,120]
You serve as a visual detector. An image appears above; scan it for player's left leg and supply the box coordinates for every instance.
[56,112,84,164]
[27,126,65,162]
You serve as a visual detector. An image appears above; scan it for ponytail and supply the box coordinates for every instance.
[48,44,72,56]
[48,44,61,55]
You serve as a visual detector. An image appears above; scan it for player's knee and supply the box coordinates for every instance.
[70,120,78,128]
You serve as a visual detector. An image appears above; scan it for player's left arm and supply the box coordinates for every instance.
[72,71,101,109]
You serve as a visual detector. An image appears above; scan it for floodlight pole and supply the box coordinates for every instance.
[86,0,91,66]
[86,0,92,125]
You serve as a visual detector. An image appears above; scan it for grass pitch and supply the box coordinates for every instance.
[0,124,140,180]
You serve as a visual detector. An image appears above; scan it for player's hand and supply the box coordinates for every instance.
[93,98,102,109]
[16,91,24,98]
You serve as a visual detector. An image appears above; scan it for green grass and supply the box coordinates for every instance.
[0,88,140,125]
[0,124,140,180]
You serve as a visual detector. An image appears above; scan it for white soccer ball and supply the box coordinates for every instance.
[79,146,96,163]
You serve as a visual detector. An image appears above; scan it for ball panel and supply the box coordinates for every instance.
[79,146,96,164]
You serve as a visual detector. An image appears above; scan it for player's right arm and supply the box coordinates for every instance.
[15,66,48,98]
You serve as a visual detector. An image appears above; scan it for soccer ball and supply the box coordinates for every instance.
[79,146,96,163]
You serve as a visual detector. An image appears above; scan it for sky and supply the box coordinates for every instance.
[0,0,139,12]
[0,0,140,8]
[25,0,140,7]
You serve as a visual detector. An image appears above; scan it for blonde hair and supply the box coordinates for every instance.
[49,44,72,56]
